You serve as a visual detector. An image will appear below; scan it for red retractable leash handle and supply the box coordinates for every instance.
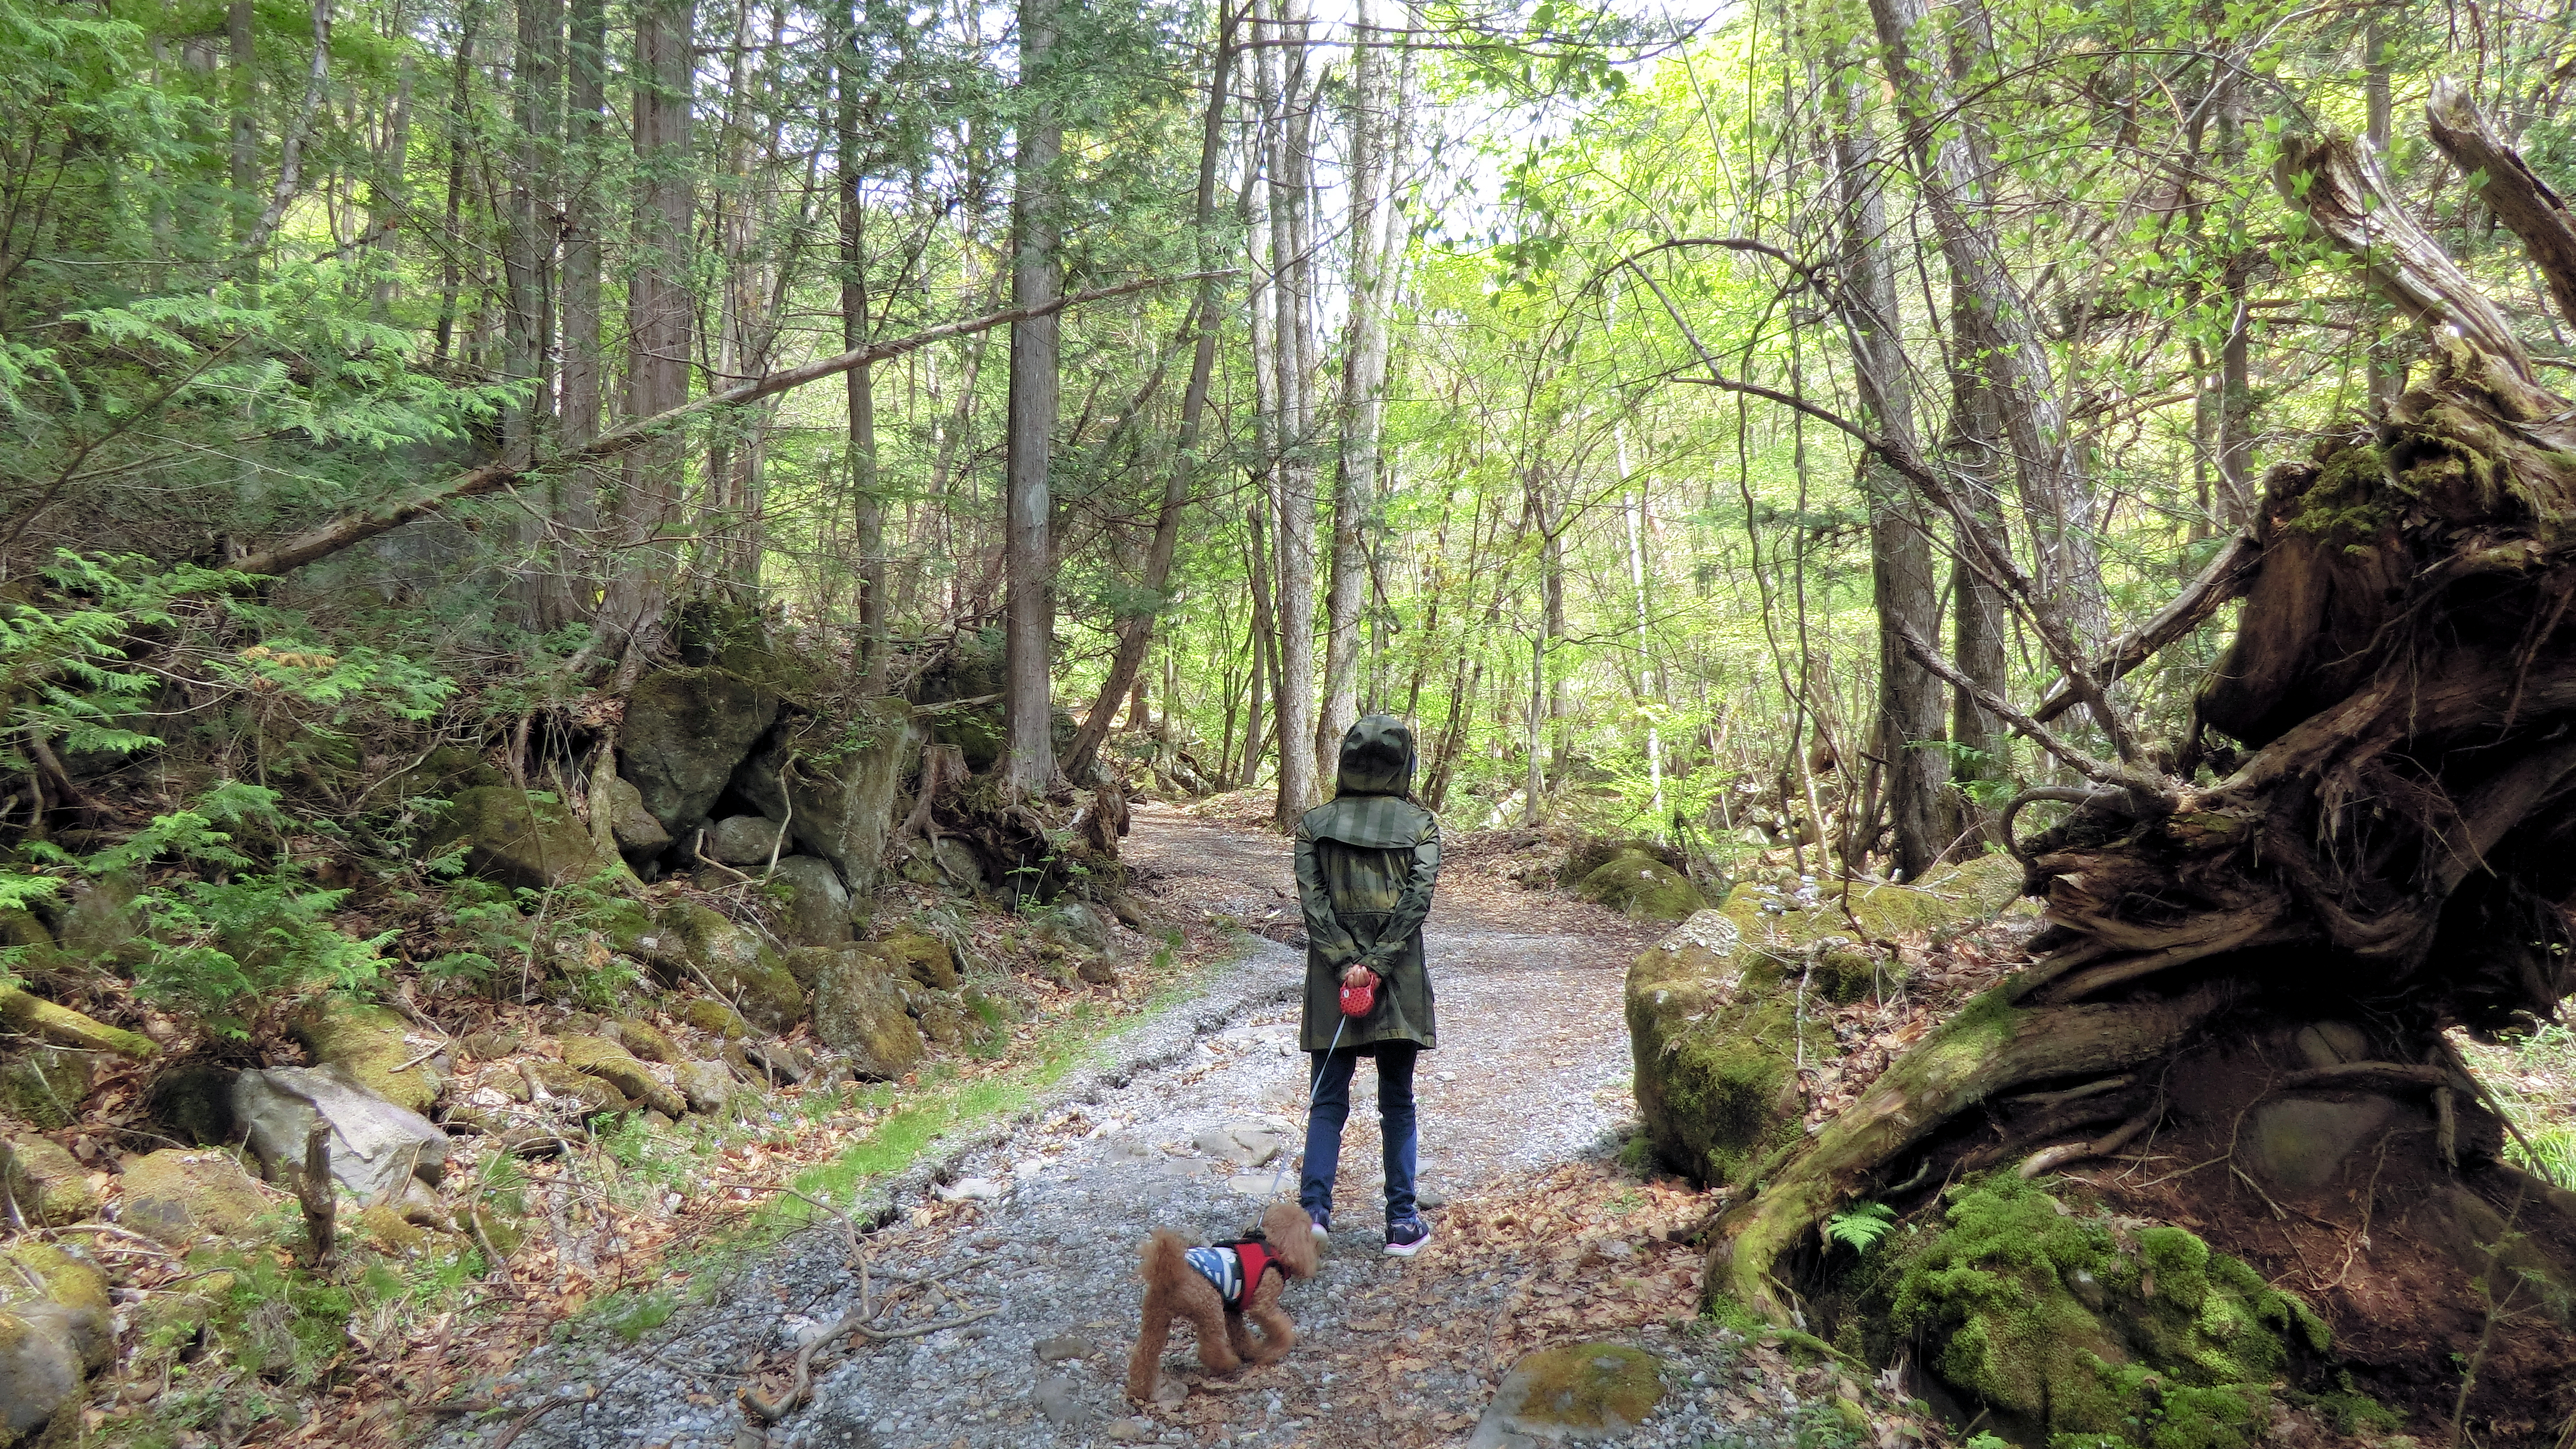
[1338,970,1378,1018]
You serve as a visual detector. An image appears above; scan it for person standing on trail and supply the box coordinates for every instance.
[1293,714,1441,1257]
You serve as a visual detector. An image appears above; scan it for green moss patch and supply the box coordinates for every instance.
[1888,1176,2333,1449]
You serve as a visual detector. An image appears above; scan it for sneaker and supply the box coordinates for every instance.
[1306,1209,1330,1242]
[1383,1216,1430,1257]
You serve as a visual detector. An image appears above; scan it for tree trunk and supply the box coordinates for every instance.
[840,5,884,685]
[2365,16,2402,416]
[1002,0,1063,792]
[507,0,568,621]
[1698,104,2576,1436]
[1870,0,2106,647]
[1317,0,1402,766]
[597,0,693,684]
[1264,0,1321,826]
[229,0,258,278]
[2212,63,2256,530]
[434,2,480,369]
[1830,56,1948,878]
[1058,4,1238,780]
[1243,503,1277,788]
[555,0,606,613]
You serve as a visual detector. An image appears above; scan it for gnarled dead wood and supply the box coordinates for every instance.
[2426,78,2576,332]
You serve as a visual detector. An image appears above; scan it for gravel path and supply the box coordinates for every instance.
[442,807,1849,1449]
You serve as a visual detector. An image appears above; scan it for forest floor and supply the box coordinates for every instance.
[428,800,1946,1449]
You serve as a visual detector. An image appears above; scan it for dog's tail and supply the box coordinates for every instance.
[1142,1228,1190,1278]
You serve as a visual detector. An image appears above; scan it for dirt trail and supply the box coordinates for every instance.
[445,806,1826,1449]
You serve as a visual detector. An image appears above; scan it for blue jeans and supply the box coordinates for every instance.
[1301,1045,1419,1225]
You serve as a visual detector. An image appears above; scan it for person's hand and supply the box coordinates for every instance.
[1340,964,1378,989]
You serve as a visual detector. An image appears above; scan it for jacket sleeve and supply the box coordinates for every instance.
[1360,821,1441,977]
[1293,822,1363,967]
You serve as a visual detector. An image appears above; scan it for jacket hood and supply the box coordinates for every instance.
[1335,716,1416,798]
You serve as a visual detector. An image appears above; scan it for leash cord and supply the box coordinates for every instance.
[1256,1012,1346,1210]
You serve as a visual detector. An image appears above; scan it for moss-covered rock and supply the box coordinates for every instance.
[1627,854,2027,1187]
[524,1061,629,1116]
[768,856,853,948]
[1,1136,98,1227]
[0,1046,94,1129]
[601,775,672,858]
[675,1060,738,1115]
[1885,1176,2331,1449]
[559,1035,686,1117]
[1577,852,1708,920]
[117,1150,269,1246]
[291,998,440,1111]
[356,1202,429,1255]
[1466,1342,1664,1447]
[873,924,958,990]
[614,1018,681,1064]
[1625,919,1825,1190]
[620,666,781,837]
[2,1244,112,1373]
[427,785,623,890]
[812,949,925,1079]
[732,698,919,895]
[680,997,751,1039]
[655,902,805,1032]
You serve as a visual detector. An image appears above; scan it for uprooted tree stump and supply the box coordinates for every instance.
[1703,87,2576,1444]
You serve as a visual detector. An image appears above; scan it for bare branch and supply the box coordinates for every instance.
[2032,531,2262,724]
[1890,617,2169,798]
[227,273,1222,579]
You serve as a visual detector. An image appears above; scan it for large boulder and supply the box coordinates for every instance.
[428,785,621,890]
[1,1136,98,1227]
[1577,851,1708,920]
[705,814,788,866]
[811,949,925,1079]
[652,902,806,1032]
[231,1064,450,1203]
[559,1035,686,1117]
[768,856,853,948]
[600,775,673,859]
[116,1150,269,1246]
[1627,854,2024,1187]
[732,696,920,895]
[290,998,442,1111]
[620,666,781,838]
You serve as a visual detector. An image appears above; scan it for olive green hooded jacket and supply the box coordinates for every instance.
[1294,716,1440,1052]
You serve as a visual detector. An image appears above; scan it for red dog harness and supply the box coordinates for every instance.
[1182,1239,1279,1309]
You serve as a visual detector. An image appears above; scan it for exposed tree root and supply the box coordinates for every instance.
[1699,93,2576,1442]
